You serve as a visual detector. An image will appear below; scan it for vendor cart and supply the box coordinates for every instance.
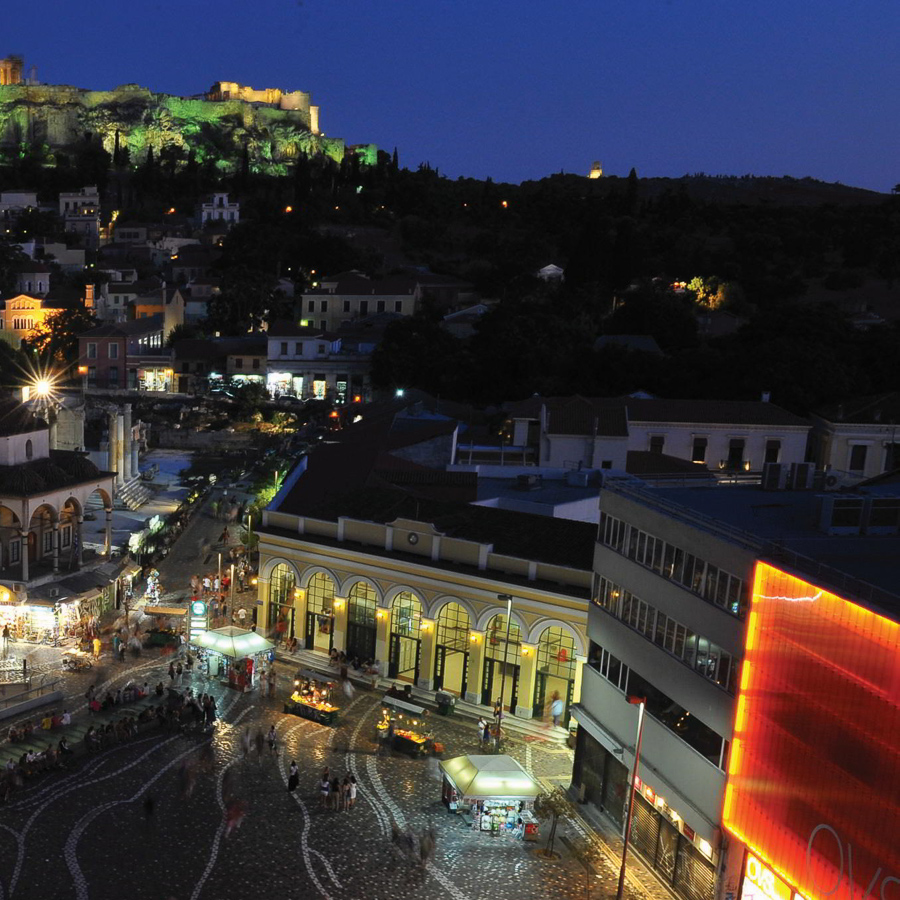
[284,668,340,725]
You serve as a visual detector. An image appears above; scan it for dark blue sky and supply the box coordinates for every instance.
[6,0,899,190]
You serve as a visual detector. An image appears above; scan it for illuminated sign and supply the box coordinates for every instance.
[191,600,207,617]
[725,563,900,900]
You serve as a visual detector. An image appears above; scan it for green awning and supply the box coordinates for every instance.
[190,626,274,659]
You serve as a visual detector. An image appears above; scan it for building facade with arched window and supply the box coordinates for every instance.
[257,509,592,721]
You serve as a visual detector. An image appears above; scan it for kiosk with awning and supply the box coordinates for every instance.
[379,695,433,756]
[284,668,340,725]
[440,754,541,839]
[190,626,274,691]
[143,605,187,646]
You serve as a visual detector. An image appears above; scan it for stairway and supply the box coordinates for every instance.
[115,477,155,510]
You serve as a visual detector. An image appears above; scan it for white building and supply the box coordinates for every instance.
[811,392,900,483]
[499,395,811,474]
[200,193,240,228]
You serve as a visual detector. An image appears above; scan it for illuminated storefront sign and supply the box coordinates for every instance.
[725,563,900,900]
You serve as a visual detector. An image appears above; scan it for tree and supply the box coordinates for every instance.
[534,787,576,859]
[24,305,96,365]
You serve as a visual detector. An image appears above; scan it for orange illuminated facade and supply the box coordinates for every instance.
[724,562,900,900]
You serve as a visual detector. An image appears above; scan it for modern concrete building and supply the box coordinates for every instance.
[572,474,900,900]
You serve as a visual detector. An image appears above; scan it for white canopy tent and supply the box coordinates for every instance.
[439,754,541,801]
[191,625,274,658]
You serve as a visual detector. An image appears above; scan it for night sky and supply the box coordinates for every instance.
[5,0,899,190]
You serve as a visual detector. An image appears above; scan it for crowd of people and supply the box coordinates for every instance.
[317,766,358,811]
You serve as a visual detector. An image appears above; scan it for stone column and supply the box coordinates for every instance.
[76,515,84,567]
[52,522,60,574]
[122,404,133,481]
[131,441,139,480]
[375,606,390,669]
[417,619,437,691]
[19,529,28,582]
[515,645,538,719]
[464,631,485,705]
[104,509,112,556]
[331,598,349,654]
[115,413,125,489]
[106,411,118,477]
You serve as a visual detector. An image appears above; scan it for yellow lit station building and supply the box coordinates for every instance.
[256,410,593,725]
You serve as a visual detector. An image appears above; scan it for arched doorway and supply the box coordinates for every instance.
[433,602,470,697]
[481,613,521,713]
[28,504,55,570]
[0,505,22,575]
[268,563,296,638]
[388,591,421,683]
[304,572,336,654]
[533,625,577,726]
[60,499,80,572]
[346,581,376,662]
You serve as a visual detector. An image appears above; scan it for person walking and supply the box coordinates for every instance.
[267,666,277,699]
[341,776,351,811]
[288,760,300,793]
[168,661,176,683]
[477,716,489,745]
[92,635,101,658]
[348,775,357,810]
[267,724,277,754]
[176,662,183,685]
[549,690,565,728]
[319,773,330,809]
[1,622,9,658]
[219,526,230,546]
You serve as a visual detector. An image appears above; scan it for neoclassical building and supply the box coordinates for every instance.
[0,397,124,638]
[256,411,595,723]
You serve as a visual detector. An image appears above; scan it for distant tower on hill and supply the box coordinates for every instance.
[0,56,24,85]
[588,161,603,179]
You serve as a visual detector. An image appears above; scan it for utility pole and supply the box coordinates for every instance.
[616,696,647,900]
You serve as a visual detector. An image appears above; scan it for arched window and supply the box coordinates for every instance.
[390,591,421,639]
[537,626,577,680]
[485,613,521,665]
[270,564,296,607]
[307,572,335,615]
[25,439,32,460]
[348,581,376,627]
[436,602,470,650]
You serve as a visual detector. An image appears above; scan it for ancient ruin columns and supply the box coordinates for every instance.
[122,404,133,481]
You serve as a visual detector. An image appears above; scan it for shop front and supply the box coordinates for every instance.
[628,781,716,900]
[0,598,62,643]
[191,626,274,691]
[346,582,376,662]
[433,602,470,697]
[137,366,172,393]
[285,668,339,725]
[481,614,520,712]
[440,754,541,839]
[268,563,297,639]
[304,573,334,654]
[388,591,421,683]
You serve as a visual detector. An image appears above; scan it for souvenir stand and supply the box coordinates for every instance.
[190,626,274,691]
[379,695,434,757]
[142,606,187,647]
[284,668,340,725]
[439,755,541,840]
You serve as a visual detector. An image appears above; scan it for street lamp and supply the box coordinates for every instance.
[496,593,514,747]
[616,695,648,900]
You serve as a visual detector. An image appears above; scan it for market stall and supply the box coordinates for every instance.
[190,626,274,691]
[0,598,59,643]
[284,668,340,725]
[379,695,435,756]
[143,606,187,647]
[440,755,541,840]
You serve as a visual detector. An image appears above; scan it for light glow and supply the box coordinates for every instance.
[724,562,900,900]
